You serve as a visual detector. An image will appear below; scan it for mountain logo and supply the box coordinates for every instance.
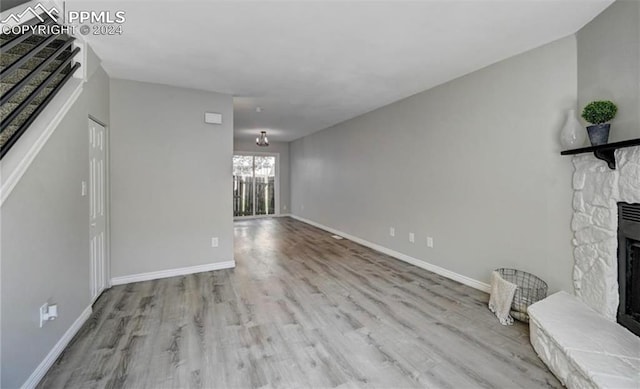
[1,3,59,25]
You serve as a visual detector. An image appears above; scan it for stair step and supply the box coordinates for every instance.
[1,34,46,46]
[1,54,45,72]
[1,83,39,104]
[1,102,38,129]
[1,102,20,122]
[1,54,68,80]
[1,45,71,68]
[0,60,67,103]
[0,124,19,150]
[33,71,69,106]
[6,42,60,59]
[1,33,70,48]
[1,34,73,73]
[0,68,52,88]
[0,70,68,124]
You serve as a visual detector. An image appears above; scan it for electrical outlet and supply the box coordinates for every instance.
[409,232,415,243]
[211,237,219,247]
[389,227,395,237]
[40,303,58,327]
[427,236,434,248]
[40,304,48,327]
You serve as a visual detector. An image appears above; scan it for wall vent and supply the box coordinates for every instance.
[620,203,640,223]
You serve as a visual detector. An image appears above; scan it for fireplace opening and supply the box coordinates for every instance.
[618,203,640,337]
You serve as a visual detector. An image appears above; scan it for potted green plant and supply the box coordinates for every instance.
[581,100,618,146]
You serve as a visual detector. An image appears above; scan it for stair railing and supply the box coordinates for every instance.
[0,15,81,158]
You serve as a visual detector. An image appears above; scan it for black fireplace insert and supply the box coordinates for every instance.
[618,202,640,337]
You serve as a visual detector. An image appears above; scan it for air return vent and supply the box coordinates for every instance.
[620,203,640,223]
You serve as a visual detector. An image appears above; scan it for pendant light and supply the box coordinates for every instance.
[256,131,269,147]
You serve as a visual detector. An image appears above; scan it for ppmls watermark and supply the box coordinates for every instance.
[67,8,126,36]
[2,23,73,35]
[0,2,126,36]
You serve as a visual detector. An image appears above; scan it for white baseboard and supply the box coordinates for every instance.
[289,214,490,293]
[21,305,92,389]
[110,260,236,286]
[234,214,290,221]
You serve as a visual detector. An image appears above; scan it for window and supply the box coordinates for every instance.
[233,154,278,217]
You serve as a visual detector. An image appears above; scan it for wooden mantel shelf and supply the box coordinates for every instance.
[560,138,640,169]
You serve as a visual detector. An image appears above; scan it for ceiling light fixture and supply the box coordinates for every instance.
[256,131,269,147]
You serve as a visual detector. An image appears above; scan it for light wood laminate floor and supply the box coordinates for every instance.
[39,217,560,388]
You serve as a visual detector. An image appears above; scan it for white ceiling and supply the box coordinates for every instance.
[70,0,613,142]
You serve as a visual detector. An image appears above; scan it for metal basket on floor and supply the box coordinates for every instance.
[495,268,548,322]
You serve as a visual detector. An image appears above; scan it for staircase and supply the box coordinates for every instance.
[0,16,81,158]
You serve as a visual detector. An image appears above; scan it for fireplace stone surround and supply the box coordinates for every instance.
[528,146,640,389]
[571,146,640,320]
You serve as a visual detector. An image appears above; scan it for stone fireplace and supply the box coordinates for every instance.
[527,146,640,389]
[571,146,640,322]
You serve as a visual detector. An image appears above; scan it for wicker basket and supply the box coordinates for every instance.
[495,268,548,322]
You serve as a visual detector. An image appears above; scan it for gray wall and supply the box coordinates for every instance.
[233,139,291,214]
[578,0,639,142]
[291,36,577,293]
[110,79,234,278]
[1,66,110,386]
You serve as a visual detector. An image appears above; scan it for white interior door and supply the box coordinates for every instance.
[89,118,107,301]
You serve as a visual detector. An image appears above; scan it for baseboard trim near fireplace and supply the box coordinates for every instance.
[288,214,490,293]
